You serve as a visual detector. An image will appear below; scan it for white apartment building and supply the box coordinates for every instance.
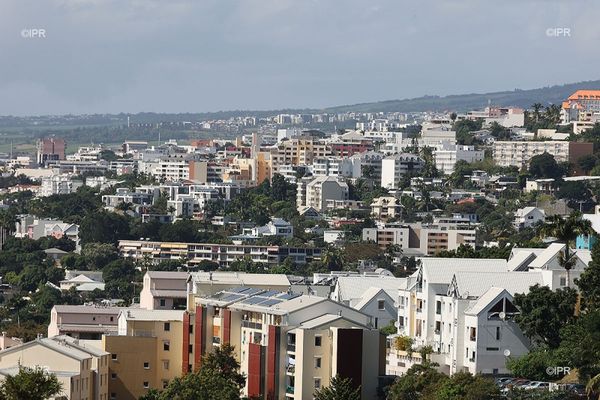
[381,154,424,189]
[434,145,484,175]
[40,174,84,197]
[363,227,410,250]
[391,245,591,376]
[513,207,546,230]
[311,157,361,178]
[370,196,403,221]
[296,176,349,212]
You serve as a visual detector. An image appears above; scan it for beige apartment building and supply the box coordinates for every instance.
[48,305,122,339]
[493,140,593,170]
[185,287,385,400]
[0,336,109,400]
[139,271,188,310]
[370,196,403,221]
[103,309,185,400]
[296,176,349,212]
[270,136,331,168]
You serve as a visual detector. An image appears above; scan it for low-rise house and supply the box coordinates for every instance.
[60,271,105,292]
[48,305,122,340]
[513,207,545,230]
[140,271,188,311]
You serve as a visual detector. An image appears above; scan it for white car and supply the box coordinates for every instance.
[524,381,550,391]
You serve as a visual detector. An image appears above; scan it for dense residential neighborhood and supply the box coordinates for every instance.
[1,88,600,399]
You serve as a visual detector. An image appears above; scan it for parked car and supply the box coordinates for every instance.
[524,381,550,390]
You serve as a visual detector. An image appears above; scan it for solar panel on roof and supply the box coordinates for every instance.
[221,294,244,302]
[258,299,282,307]
[228,287,249,293]
[240,297,264,305]
[260,290,281,298]
[243,288,264,296]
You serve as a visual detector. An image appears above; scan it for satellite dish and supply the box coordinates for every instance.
[504,349,511,357]
[499,312,506,320]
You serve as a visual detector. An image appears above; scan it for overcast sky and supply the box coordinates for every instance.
[1,0,598,116]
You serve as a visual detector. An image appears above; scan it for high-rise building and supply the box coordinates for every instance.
[37,137,66,165]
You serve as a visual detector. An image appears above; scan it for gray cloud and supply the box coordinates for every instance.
[0,0,598,115]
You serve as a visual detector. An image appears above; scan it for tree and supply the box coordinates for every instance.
[528,152,563,180]
[539,213,593,287]
[576,242,600,311]
[387,362,446,400]
[144,344,245,400]
[578,154,598,174]
[314,375,360,400]
[513,284,578,348]
[79,210,131,245]
[506,348,561,381]
[0,366,62,400]
[432,371,499,400]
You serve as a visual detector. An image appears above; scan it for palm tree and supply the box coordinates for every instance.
[587,372,600,400]
[322,247,344,271]
[532,103,543,124]
[539,213,593,287]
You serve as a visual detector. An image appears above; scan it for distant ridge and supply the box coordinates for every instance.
[322,80,600,113]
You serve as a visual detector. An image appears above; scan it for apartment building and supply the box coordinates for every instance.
[392,245,591,376]
[362,226,410,249]
[311,157,360,178]
[40,174,84,197]
[118,240,322,269]
[185,287,385,399]
[513,207,545,230]
[102,188,156,211]
[270,136,331,168]
[370,196,402,221]
[296,176,349,212]
[103,309,185,400]
[0,335,109,400]
[561,90,600,124]
[380,154,424,189]
[37,137,66,165]
[140,271,188,310]
[48,305,122,340]
[363,222,476,255]
[493,140,593,169]
[434,145,484,175]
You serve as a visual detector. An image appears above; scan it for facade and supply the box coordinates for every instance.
[370,196,402,221]
[48,305,122,340]
[434,145,484,175]
[15,215,81,250]
[381,154,424,189]
[37,137,66,165]
[493,140,593,169]
[513,207,546,230]
[0,336,109,400]
[103,309,185,400]
[296,176,349,212]
[561,90,600,125]
[40,174,84,197]
[363,227,410,249]
[140,271,189,311]
[118,240,322,269]
[185,287,385,400]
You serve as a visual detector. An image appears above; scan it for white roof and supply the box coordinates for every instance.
[452,271,544,298]
[506,250,537,271]
[299,314,343,329]
[419,258,508,285]
[335,276,405,303]
[190,272,290,287]
[465,287,508,316]
[120,309,184,322]
[76,282,106,292]
[146,271,189,280]
[353,287,394,310]
[53,305,123,315]
[528,243,566,269]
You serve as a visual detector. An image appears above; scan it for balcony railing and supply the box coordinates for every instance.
[287,343,296,352]
[286,386,295,394]
[286,365,295,375]
[241,320,262,330]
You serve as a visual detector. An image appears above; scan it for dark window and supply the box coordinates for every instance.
[315,336,322,347]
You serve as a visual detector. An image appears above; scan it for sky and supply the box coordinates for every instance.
[0,0,599,116]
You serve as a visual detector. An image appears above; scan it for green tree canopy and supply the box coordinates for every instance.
[314,375,360,400]
[0,366,62,400]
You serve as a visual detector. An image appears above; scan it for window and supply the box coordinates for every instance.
[469,327,477,341]
[189,344,193,354]
[143,381,149,389]
[486,347,500,351]
[496,327,501,341]
[314,378,321,389]
[159,299,166,307]
[163,360,170,370]
[162,380,169,389]
[435,321,441,334]
[378,300,385,310]
[111,354,117,361]
[110,316,114,322]
[315,357,321,368]
[314,336,322,347]
[560,277,567,286]
[164,341,170,351]
[111,393,116,400]
[189,324,193,334]
[435,301,442,315]
[164,322,171,331]
[111,373,117,380]
[144,362,150,369]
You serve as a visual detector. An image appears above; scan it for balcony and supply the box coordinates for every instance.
[287,343,296,352]
[286,386,295,395]
[241,320,262,330]
[286,365,295,375]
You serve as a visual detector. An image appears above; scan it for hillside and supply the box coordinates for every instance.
[322,80,600,113]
